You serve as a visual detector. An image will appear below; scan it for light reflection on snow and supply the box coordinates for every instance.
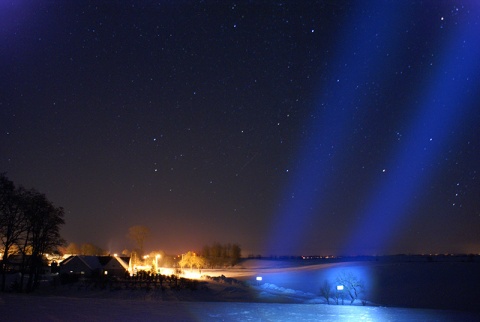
[182,270,202,279]
[4,295,474,322]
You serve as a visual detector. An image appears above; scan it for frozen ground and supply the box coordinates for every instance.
[223,259,480,312]
[1,259,479,321]
[2,294,479,321]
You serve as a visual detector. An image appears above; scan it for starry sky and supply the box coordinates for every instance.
[1,1,479,256]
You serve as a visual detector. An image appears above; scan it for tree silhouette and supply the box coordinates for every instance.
[0,174,65,292]
[201,242,242,268]
[65,242,80,255]
[127,225,150,258]
[0,175,26,291]
[179,251,206,271]
[335,270,364,304]
[19,189,65,291]
[320,280,333,304]
[80,242,104,255]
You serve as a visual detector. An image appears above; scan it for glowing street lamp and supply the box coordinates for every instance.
[256,276,262,285]
[337,285,344,305]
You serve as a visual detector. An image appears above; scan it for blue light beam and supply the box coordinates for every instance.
[343,11,480,255]
[265,2,406,256]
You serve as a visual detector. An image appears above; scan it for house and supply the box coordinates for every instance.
[60,255,102,277]
[5,254,51,275]
[60,255,131,277]
[103,256,130,277]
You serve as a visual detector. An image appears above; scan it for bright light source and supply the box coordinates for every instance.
[337,285,344,291]
[160,268,175,276]
[135,265,152,272]
[183,271,201,279]
[256,276,263,281]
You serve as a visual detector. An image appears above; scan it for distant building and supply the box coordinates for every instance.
[6,254,51,275]
[60,255,130,277]
[104,255,130,276]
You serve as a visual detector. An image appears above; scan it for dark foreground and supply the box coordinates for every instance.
[1,294,480,322]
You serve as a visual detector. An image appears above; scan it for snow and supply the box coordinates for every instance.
[1,294,479,321]
[1,259,479,321]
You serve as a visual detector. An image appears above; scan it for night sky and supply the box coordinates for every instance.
[1,1,479,256]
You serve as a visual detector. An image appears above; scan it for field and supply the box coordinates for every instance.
[1,258,479,321]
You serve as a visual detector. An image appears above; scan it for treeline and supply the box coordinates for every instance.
[0,174,65,292]
[200,242,241,268]
[63,242,107,256]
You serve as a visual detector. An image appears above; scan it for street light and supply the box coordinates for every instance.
[337,285,344,305]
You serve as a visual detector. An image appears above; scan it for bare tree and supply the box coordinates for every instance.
[127,225,150,257]
[320,280,332,304]
[65,242,80,255]
[229,243,242,266]
[0,175,27,291]
[80,243,104,255]
[201,242,242,268]
[0,175,66,292]
[179,251,206,271]
[18,189,65,291]
[335,270,364,304]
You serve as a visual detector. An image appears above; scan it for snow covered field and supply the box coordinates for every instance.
[2,294,479,321]
[221,258,480,312]
[1,259,479,321]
